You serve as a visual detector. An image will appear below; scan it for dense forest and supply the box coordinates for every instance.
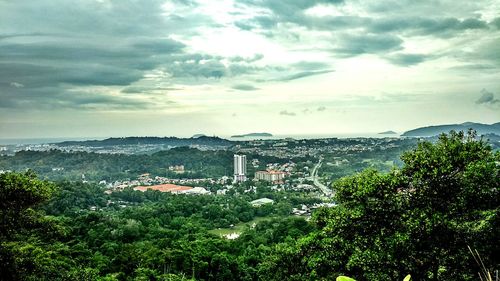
[0,131,498,280]
[0,147,292,181]
[318,140,416,181]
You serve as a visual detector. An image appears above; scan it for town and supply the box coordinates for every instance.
[0,136,418,219]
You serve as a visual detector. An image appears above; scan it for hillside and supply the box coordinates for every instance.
[231,133,273,138]
[55,136,233,147]
[402,122,500,137]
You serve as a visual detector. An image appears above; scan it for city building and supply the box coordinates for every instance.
[233,154,247,182]
[168,165,185,173]
[254,170,286,184]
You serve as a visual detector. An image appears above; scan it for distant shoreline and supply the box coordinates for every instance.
[0,133,399,145]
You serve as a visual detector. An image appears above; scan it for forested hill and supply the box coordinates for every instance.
[56,136,233,147]
[402,122,500,137]
[0,148,233,181]
[0,147,290,181]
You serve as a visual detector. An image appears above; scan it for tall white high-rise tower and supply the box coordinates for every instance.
[233,154,247,182]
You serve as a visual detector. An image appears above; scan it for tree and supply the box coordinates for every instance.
[261,131,499,281]
[0,171,65,280]
[0,171,56,239]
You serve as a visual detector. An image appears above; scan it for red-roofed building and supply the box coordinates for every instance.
[133,184,193,193]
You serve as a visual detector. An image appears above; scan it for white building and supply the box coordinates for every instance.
[181,187,210,195]
[233,154,247,182]
[250,198,274,206]
[254,170,286,183]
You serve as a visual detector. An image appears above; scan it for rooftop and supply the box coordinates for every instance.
[250,198,275,206]
[133,184,192,193]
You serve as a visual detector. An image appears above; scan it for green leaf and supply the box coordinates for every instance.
[337,276,356,281]
[403,274,411,281]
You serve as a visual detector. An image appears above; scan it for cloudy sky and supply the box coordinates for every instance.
[0,0,499,139]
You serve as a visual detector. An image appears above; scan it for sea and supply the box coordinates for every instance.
[223,133,400,141]
[0,133,400,145]
[0,137,106,145]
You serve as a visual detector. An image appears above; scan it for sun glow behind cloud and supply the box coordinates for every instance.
[0,0,498,138]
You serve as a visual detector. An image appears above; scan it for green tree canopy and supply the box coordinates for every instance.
[261,131,499,281]
[0,171,56,238]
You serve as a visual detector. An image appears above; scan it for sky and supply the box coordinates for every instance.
[0,0,499,139]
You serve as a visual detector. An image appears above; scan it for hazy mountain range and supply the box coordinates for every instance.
[230,133,273,138]
[50,122,500,147]
[402,122,500,137]
[56,136,232,147]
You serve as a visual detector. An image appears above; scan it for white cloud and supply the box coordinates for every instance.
[0,0,498,138]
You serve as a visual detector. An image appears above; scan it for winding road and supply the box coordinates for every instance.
[310,158,333,197]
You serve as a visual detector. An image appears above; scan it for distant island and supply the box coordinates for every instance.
[402,122,500,137]
[378,131,397,135]
[231,133,273,138]
[191,134,206,138]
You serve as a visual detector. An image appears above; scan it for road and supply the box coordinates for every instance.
[310,158,333,197]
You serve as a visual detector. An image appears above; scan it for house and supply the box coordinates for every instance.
[250,198,274,207]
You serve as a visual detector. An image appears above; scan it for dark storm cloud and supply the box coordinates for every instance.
[1,1,165,37]
[0,0,228,110]
[237,0,344,18]
[307,15,369,30]
[254,61,333,82]
[229,54,264,63]
[275,70,334,81]
[385,53,430,66]
[0,0,275,111]
[173,60,226,79]
[363,0,486,15]
[232,84,260,91]
[166,55,261,79]
[160,53,265,82]
[279,110,297,116]
[234,0,345,30]
[0,0,213,38]
[0,47,151,88]
[235,16,278,30]
[132,38,186,54]
[235,0,490,36]
[121,86,182,94]
[476,89,499,105]
[234,0,498,66]
[0,62,144,90]
[0,85,157,110]
[1,0,498,113]
[367,17,488,36]
[458,37,500,68]
[492,18,500,29]
[234,21,255,31]
[476,39,500,65]
[449,64,498,72]
[292,61,331,70]
[334,34,403,57]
